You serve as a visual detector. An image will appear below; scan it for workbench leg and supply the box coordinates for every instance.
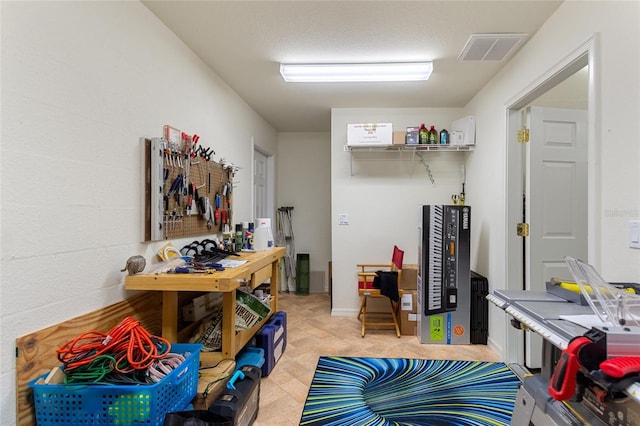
[221,290,236,359]
[271,258,279,312]
[162,291,178,343]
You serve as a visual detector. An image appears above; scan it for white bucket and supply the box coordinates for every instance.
[254,218,274,251]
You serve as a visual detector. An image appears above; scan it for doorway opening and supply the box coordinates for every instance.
[252,141,275,223]
[504,35,599,366]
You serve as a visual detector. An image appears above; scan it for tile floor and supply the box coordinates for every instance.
[253,292,501,425]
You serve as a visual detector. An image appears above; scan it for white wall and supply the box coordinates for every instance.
[464,0,640,358]
[1,2,277,424]
[277,132,332,292]
[331,108,466,316]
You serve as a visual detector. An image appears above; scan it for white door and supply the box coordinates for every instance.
[254,148,268,220]
[524,106,588,368]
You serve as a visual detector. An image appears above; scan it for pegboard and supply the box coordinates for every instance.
[144,137,234,241]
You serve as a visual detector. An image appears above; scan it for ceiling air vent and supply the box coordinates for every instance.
[458,33,528,62]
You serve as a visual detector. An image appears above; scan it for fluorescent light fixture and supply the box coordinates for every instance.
[279,62,433,83]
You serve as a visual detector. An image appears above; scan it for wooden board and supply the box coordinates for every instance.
[15,291,163,426]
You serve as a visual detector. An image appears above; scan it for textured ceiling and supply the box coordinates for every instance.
[143,1,563,132]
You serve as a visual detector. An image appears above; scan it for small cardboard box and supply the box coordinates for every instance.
[183,292,223,322]
[347,123,393,146]
[406,127,419,145]
[392,131,406,145]
[400,290,418,336]
[400,264,418,290]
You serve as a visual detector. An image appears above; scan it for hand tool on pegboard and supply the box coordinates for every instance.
[201,196,213,230]
[187,183,197,215]
[214,193,221,225]
[166,174,184,211]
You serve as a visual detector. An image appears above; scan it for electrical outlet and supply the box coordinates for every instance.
[338,214,349,225]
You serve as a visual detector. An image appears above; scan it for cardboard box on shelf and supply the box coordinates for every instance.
[406,127,419,145]
[182,292,223,322]
[393,131,406,145]
[347,123,392,146]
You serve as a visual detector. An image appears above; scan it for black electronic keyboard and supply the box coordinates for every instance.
[421,205,469,316]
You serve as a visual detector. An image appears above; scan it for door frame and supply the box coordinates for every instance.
[252,137,276,223]
[503,34,600,365]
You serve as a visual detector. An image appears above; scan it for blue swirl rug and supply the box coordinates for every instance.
[300,357,521,426]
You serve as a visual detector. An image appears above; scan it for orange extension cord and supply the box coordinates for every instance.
[56,316,171,373]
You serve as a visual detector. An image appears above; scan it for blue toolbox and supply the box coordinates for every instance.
[234,346,265,373]
[255,311,286,376]
[267,311,287,351]
[208,364,261,425]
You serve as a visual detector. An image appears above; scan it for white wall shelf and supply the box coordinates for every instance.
[344,144,474,153]
[345,144,474,177]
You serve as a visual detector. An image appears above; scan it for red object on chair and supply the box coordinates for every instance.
[358,246,404,289]
[357,246,404,337]
[391,245,404,270]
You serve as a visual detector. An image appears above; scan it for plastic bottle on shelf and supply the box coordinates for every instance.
[419,123,428,144]
[428,126,438,144]
[440,129,449,145]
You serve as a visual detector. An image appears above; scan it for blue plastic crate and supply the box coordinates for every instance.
[29,343,201,426]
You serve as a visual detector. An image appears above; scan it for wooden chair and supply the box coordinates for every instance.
[357,246,404,337]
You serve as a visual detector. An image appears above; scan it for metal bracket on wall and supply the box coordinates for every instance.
[415,152,435,184]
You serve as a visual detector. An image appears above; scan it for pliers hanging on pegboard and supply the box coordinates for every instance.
[165,174,184,210]
[167,174,183,198]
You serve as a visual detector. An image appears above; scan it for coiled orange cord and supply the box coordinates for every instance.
[57,316,171,372]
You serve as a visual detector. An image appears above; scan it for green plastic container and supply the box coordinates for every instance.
[295,253,310,295]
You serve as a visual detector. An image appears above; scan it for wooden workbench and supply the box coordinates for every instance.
[125,246,285,363]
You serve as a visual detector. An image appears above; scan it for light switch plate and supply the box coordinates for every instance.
[629,220,640,249]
